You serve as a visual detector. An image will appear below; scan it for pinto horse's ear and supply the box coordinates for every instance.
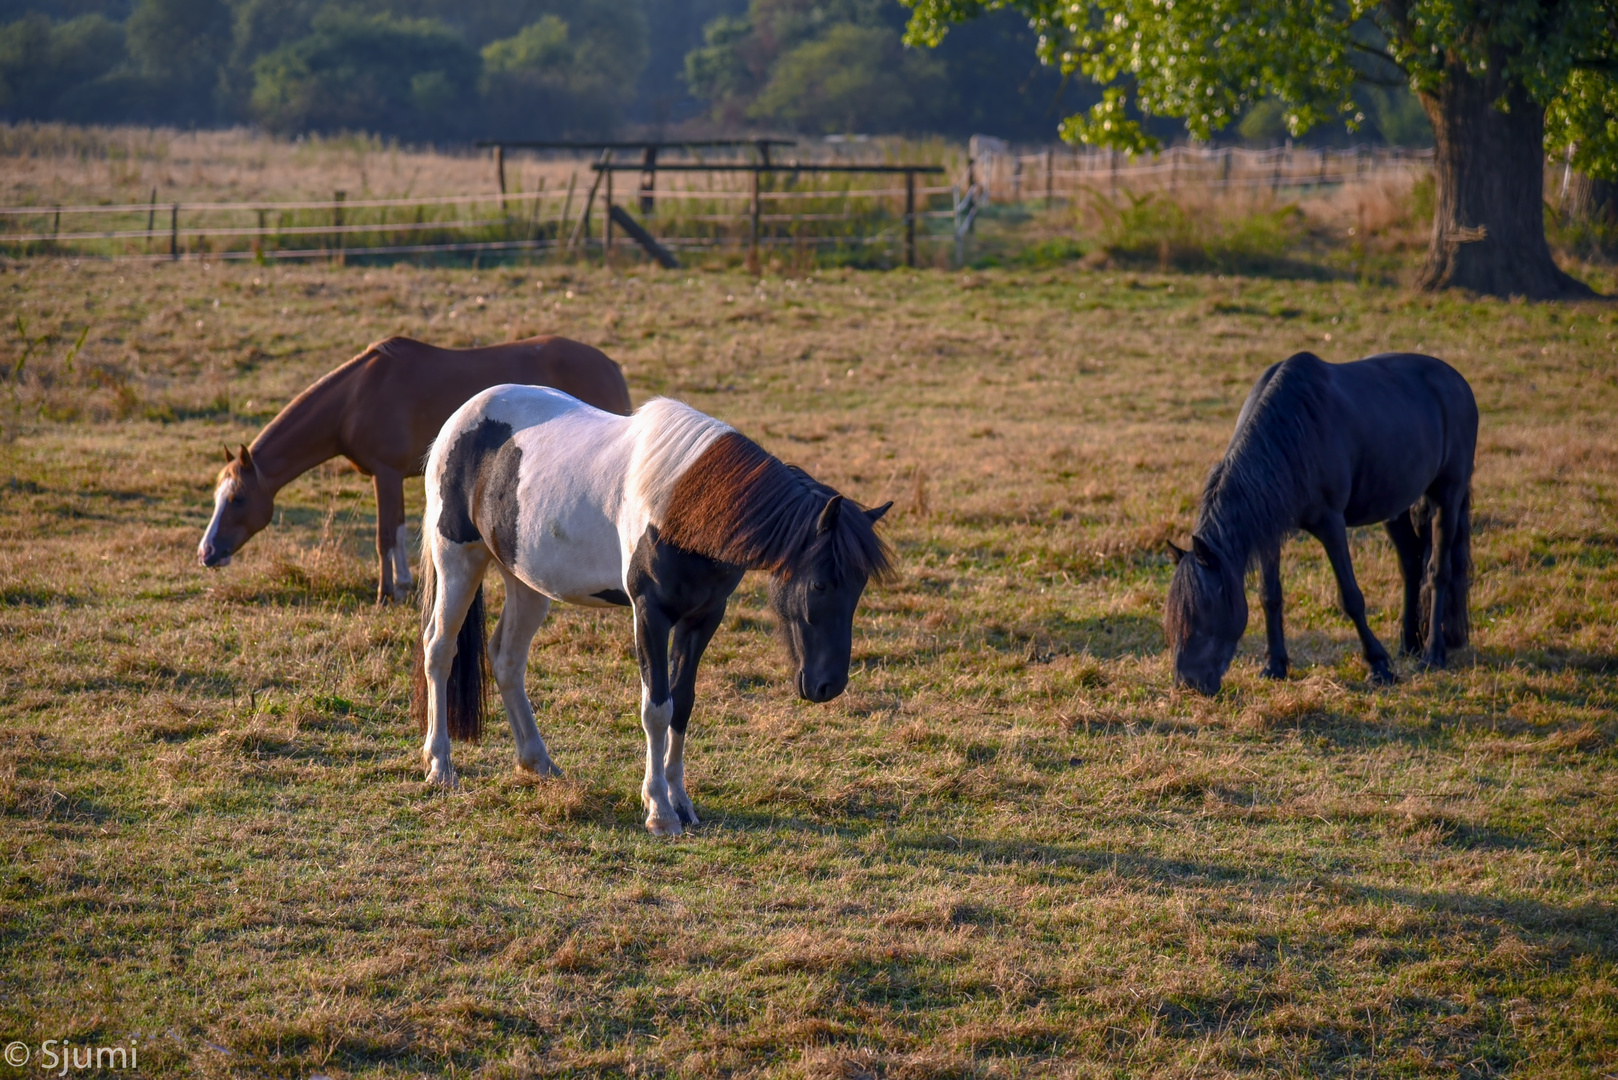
[222,443,235,463]
[865,500,894,524]
[239,445,256,474]
[817,495,844,535]
[1191,534,1218,568]
[1167,540,1187,564]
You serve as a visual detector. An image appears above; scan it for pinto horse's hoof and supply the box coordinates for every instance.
[645,815,684,837]
[425,764,459,789]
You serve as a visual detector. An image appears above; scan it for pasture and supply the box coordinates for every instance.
[1,255,1616,1078]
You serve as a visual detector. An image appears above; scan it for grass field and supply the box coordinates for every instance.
[1,253,1616,1078]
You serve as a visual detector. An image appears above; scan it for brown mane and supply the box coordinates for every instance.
[659,432,892,580]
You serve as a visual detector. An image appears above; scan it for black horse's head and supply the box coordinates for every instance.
[768,495,892,702]
[1165,535,1247,695]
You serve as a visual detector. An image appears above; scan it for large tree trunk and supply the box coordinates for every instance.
[1417,60,1595,299]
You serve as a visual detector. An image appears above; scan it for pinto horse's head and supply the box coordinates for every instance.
[1165,535,1247,695]
[198,444,274,568]
[767,495,893,703]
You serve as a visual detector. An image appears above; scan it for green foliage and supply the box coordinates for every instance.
[250,10,478,139]
[748,22,944,133]
[683,0,1076,137]
[480,10,647,137]
[901,0,1614,178]
[1547,70,1618,184]
[126,0,232,121]
[0,13,127,121]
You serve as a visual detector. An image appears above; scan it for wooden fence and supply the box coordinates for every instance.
[0,143,1437,266]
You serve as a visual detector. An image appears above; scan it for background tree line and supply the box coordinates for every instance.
[0,0,1435,144]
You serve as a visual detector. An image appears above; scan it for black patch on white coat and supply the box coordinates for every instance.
[436,418,522,563]
[592,588,632,606]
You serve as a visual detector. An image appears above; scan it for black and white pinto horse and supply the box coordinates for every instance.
[410,386,892,834]
[1167,352,1476,695]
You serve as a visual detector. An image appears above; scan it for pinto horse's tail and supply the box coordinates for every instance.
[1416,488,1472,650]
[410,551,488,743]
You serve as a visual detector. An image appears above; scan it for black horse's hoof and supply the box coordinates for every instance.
[1368,665,1399,686]
[1261,662,1288,680]
[1418,655,1447,672]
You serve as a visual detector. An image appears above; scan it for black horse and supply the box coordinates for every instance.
[1166,352,1476,694]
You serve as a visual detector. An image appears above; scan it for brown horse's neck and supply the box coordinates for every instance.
[248,363,354,491]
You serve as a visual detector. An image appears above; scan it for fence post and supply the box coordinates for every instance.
[905,169,916,268]
[255,209,266,260]
[603,167,613,266]
[170,203,178,260]
[146,188,157,251]
[333,190,345,266]
[495,145,506,210]
[1045,149,1054,207]
[640,146,658,214]
[748,167,761,273]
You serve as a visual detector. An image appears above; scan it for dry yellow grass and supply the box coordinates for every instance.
[0,251,1615,1078]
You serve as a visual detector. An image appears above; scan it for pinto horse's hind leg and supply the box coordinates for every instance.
[1259,550,1288,680]
[665,605,727,827]
[487,568,560,777]
[1384,511,1427,657]
[421,539,491,787]
[1308,512,1397,685]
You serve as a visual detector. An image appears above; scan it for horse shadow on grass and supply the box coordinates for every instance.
[981,612,1165,661]
[888,832,1617,961]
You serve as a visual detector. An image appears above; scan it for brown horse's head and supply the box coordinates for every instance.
[198,445,274,567]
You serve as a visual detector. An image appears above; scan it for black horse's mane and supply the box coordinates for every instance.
[1196,352,1335,568]
[661,432,892,581]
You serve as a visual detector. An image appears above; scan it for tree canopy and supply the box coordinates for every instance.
[901,0,1617,295]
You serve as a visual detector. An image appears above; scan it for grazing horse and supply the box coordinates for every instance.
[1166,352,1476,695]
[409,386,893,835]
[197,336,632,603]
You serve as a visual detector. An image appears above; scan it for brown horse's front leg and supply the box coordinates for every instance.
[373,468,407,604]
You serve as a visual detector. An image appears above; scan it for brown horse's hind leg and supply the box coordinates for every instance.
[374,469,406,604]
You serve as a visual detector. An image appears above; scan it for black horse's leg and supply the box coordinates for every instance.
[1260,550,1288,679]
[665,605,727,826]
[1421,489,1464,670]
[1384,512,1427,657]
[1309,512,1396,685]
[632,601,682,835]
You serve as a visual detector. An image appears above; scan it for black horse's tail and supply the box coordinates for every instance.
[409,552,487,742]
[1416,488,1472,650]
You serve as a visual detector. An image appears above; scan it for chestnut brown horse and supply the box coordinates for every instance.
[198,335,632,602]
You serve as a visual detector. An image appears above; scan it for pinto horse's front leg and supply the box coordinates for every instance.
[665,605,727,827]
[633,602,683,836]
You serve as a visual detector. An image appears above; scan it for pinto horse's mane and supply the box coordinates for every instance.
[1195,352,1336,568]
[634,403,890,581]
